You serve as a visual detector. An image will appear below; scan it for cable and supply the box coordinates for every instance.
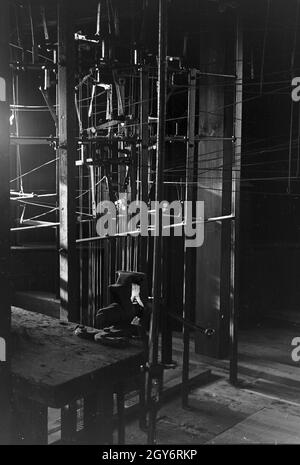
[10,157,58,184]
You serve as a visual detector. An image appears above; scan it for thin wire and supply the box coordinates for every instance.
[22,207,57,223]
[75,175,107,199]
[288,0,300,193]
[10,157,58,184]
[260,0,271,95]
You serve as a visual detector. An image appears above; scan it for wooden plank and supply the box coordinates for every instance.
[11,307,144,408]
[57,1,79,322]
[220,15,235,369]
[245,378,300,406]
[208,407,300,444]
[0,0,12,445]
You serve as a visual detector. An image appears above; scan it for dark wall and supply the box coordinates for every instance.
[240,0,300,325]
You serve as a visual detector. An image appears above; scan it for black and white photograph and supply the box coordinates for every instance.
[1,0,300,448]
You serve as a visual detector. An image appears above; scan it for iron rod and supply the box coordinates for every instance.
[229,13,243,386]
[147,0,168,445]
[182,68,197,408]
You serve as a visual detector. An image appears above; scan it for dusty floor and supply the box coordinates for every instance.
[123,375,300,444]
[122,325,300,445]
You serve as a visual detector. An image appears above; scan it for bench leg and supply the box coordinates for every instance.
[13,396,48,445]
[61,401,77,444]
[116,385,125,444]
[84,387,114,445]
[139,371,147,430]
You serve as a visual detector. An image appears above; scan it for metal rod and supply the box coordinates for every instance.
[197,71,236,79]
[182,68,197,408]
[39,87,58,127]
[147,0,167,445]
[10,136,57,145]
[139,66,149,273]
[168,311,214,335]
[11,222,59,232]
[28,2,37,64]
[75,214,236,244]
[41,5,49,42]
[229,13,243,386]
[96,1,101,36]
[89,165,97,218]
[149,0,167,367]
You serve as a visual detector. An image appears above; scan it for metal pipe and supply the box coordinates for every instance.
[168,311,215,336]
[197,71,236,79]
[229,13,243,386]
[11,222,59,232]
[147,0,168,445]
[10,136,57,145]
[75,214,236,244]
[96,1,101,36]
[182,68,196,408]
[150,0,167,370]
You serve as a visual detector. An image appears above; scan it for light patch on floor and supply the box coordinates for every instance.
[208,407,300,444]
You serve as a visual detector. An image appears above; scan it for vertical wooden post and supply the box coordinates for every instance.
[57,0,79,322]
[195,17,232,359]
[182,69,197,407]
[0,0,12,445]
[229,14,243,385]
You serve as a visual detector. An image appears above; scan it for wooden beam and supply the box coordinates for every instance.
[220,14,235,370]
[195,16,232,358]
[0,0,12,445]
[57,0,79,322]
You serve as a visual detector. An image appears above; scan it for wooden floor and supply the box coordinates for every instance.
[124,378,300,444]
[122,324,300,444]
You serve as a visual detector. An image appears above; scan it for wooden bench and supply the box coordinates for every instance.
[11,307,145,444]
